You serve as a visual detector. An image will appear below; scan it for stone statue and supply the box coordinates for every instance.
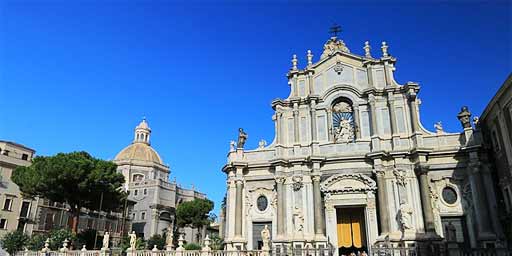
[473,116,480,127]
[258,139,267,149]
[445,222,457,242]
[129,231,137,250]
[261,225,270,250]
[457,106,472,129]
[229,140,236,152]
[293,207,304,232]
[398,203,414,231]
[237,128,248,149]
[166,228,174,249]
[321,37,350,59]
[102,232,109,249]
[434,121,444,135]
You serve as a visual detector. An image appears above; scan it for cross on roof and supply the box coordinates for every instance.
[329,24,342,38]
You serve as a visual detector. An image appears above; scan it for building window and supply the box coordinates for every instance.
[442,187,458,205]
[134,190,138,196]
[256,195,268,212]
[132,174,144,182]
[141,212,146,220]
[0,219,7,229]
[132,213,136,220]
[19,201,30,218]
[3,197,13,211]
[332,99,355,143]
[2,150,9,156]
[21,154,29,160]
[143,189,147,195]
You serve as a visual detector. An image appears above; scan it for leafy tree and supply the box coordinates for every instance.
[146,234,165,250]
[26,233,48,251]
[12,151,126,233]
[0,230,29,254]
[176,199,214,229]
[184,243,202,250]
[76,229,96,249]
[48,229,76,250]
[209,234,224,250]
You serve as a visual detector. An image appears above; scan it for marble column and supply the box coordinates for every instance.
[468,164,494,237]
[310,101,318,142]
[235,179,243,237]
[293,105,300,144]
[417,167,435,232]
[375,169,390,234]
[353,105,362,139]
[276,176,286,237]
[312,175,324,235]
[275,112,282,145]
[408,97,420,133]
[326,109,333,141]
[369,96,379,136]
[387,94,397,136]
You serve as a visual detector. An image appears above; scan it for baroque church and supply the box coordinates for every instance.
[115,119,207,241]
[221,35,504,254]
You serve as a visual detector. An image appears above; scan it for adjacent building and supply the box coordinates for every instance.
[480,73,512,246]
[114,119,207,242]
[221,36,505,254]
[0,141,37,236]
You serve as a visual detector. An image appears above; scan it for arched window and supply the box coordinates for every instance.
[332,98,355,143]
[132,174,144,182]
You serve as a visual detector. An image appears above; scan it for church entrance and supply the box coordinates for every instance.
[336,207,367,255]
[252,222,272,250]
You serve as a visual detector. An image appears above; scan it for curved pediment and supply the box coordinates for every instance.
[320,173,376,194]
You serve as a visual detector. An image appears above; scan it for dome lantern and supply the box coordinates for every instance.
[134,118,151,145]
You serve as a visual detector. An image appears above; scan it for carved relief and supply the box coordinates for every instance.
[320,173,377,195]
[292,176,303,191]
[321,38,350,59]
[293,207,304,232]
[332,101,355,143]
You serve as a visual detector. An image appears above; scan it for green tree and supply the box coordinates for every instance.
[146,234,165,250]
[0,230,29,254]
[48,229,76,250]
[12,151,126,233]
[26,233,48,251]
[176,198,214,229]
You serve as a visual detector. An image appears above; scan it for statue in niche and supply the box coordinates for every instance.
[332,101,355,143]
[237,128,248,149]
[398,203,414,231]
[293,207,304,232]
[261,225,271,250]
[393,169,408,204]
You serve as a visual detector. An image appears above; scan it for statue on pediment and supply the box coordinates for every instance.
[321,38,350,59]
[237,128,248,149]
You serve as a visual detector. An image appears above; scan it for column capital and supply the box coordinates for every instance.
[373,168,386,177]
[275,176,287,184]
[415,165,430,175]
[311,175,321,182]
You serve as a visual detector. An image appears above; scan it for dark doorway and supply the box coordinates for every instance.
[336,207,367,255]
[252,221,272,250]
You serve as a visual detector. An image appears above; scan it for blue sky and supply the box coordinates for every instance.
[1,0,511,214]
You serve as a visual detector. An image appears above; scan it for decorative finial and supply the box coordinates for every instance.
[364,41,371,58]
[307,50,313,66]
[381,41,389,57]
[258,139,267,149]
[457,106,472,129]
[329,24,342,38]
[434,121,444,135]
[291,54,298,70]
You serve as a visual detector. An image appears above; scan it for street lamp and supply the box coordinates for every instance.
[93,181,108,249]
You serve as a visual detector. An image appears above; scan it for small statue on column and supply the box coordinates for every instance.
[166,227,174,251]
[102,232,110,250]
[129,231,137,251]
[457,106,472,129]
[237,128,248,149]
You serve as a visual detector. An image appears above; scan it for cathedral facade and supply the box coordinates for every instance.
[115,119,207,242]
[221,36,504,254]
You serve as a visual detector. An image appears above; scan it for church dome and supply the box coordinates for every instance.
[114,119,164,165]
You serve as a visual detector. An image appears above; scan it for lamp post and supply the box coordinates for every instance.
[93,181,107,249]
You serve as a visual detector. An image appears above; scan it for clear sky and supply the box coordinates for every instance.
[1,0,511,215]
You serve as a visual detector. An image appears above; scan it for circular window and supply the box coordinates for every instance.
[256,195,268,211]
[442,187,458,204]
